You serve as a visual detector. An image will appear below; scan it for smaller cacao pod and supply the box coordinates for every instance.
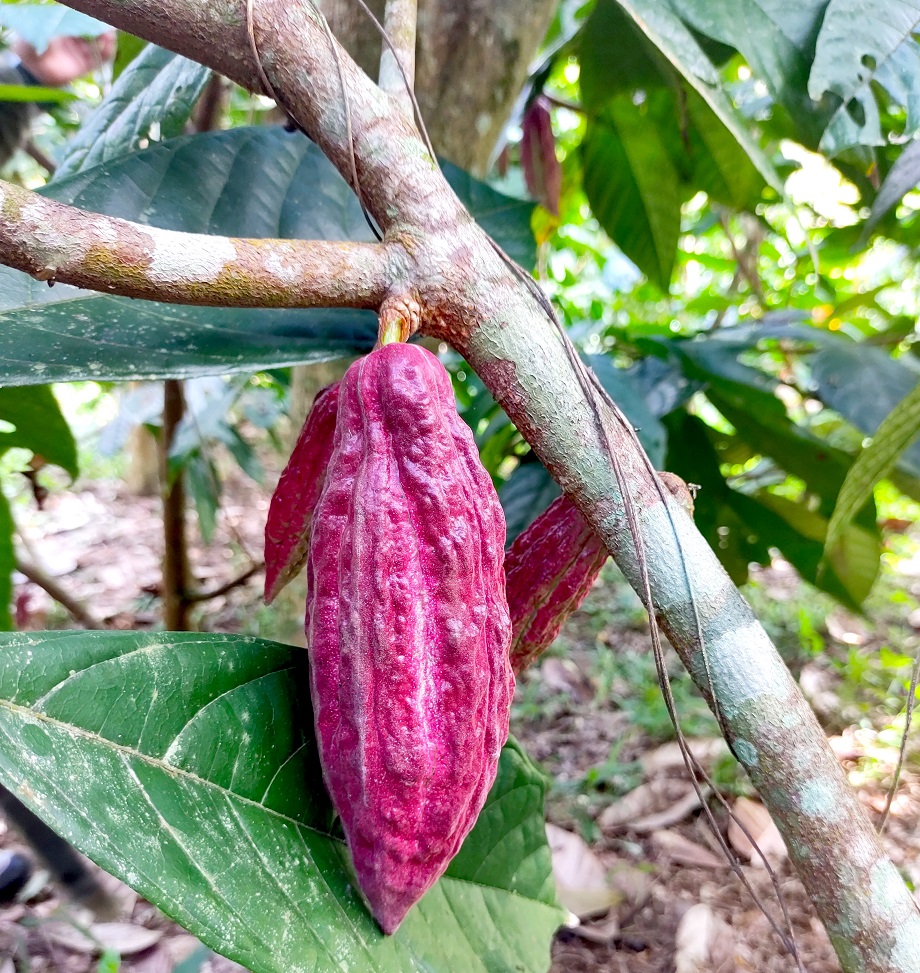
[307,342,514,934]
[505,494,607,674]
[263,382,339,604]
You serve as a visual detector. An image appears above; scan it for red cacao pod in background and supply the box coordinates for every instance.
[506,494,608,674]
[307,343,514,934]
[263,382,339,604]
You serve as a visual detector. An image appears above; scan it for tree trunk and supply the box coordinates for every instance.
[319,0,557,173]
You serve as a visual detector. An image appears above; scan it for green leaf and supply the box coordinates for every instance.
[610,0,784,191]
[0,83,76,104]
[500,461,562,544]
[0,127,534,386]
[824,380,920,559]
[55,45,211,179]
[0,5,110,53]
[0,492,12,631]
[806,332,920,489]
[864,139,920,236]
[112,32,147,80]
[0,632,562,973]
[809,0,920,154]
[0,385,77,478]
[674,0,829,144]
[582,98,682,288]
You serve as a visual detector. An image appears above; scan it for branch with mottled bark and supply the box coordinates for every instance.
[16,1,920,969]
[379,0,416,117]
[0,180,398,308]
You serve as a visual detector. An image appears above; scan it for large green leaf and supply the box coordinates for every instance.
[0,127,534,386]
[0,631,562,973]
[583,98,682,289]
[55,45,211,179]
[0,4,110,53]
[824,380,920,560]
[0,385,77,478]
[808,0,920,154]
[674,0,829,144]
[610,0,784,191]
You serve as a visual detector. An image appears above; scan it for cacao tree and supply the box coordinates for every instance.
[0,1,919,972]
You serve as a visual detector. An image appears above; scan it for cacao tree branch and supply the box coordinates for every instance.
[20,1,920,968]
[0,180,397,308]
[379,0,416,116]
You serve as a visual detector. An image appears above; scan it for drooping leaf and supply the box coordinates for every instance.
[582,98,682,288]
[809,0,920,154]
[500,460,562,544]
[0,385,77,478]
[609,0,784,191]
[0,631,562,973]
[0,5,110,54]
[55,45,211,179]
[0,127,534,386]
[824,380,920,561]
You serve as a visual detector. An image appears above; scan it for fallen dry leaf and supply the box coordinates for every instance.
[727,797,788,865]
[546,823,620,918]
[675,902,736,973]
[599,778,695,830]
[640,738,728,775]
[631,786,707,833]
[651,830,725,869]
[43,919,162,955]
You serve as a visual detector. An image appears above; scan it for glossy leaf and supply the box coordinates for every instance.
[0,631,562,973]
[0,5,110,53]
[583,98,681,288]
[809,0,920,153]
[0,127,533,386]
[55,45,211,179]
[0,385,77,478]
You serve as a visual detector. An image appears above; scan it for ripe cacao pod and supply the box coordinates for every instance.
[263,382,339,604]
[505,494,607,674]
[306,343,514,934]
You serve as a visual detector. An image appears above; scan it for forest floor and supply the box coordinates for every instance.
[3,466,920,973]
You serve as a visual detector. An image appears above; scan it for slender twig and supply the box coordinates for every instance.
[22,139,56,175]
[185,563,263,604]
[379,0,416,116]
[14,556,103,629]
[878,647,920,834]
[161,380,191,631]
[0,179,397,309]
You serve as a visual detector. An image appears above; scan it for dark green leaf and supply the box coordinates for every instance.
[0,631,562,973]
[582,98,682,288]
[0,127,533,386]
[55,45,211,179]
[0,5,110,53]
[184,453,220,544]
[0,385,77,478]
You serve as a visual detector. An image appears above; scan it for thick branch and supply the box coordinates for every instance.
[0,180,396,308]
[379,0,416,117]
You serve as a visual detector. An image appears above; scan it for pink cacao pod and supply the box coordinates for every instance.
[306,343,514,934]
[505,494,608,674]
[263,382,339,604]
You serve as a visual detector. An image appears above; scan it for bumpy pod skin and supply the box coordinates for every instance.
[306,343,514,935]
[263,382,339,604]
[506,495,608,674]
